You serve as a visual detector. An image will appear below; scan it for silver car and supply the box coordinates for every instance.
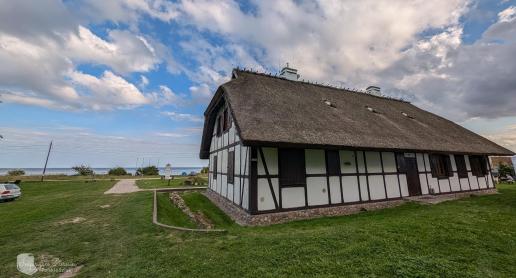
[0,184,21,201]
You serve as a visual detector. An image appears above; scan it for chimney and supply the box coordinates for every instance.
[279,63,299,81]
[366,86,381,96]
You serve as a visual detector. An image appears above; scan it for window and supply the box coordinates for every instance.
[395,153,407,172]
[326,150,341,176]
[216,115,222,137]
[469,155,487,177]
[430,154,452,178]
[212,155,218,179]
[228,151,235,184]
[454,155,468,178]
[223,108,232,132]
[279,149,306,186]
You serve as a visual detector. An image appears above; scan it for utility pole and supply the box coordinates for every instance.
[41,141,53,182]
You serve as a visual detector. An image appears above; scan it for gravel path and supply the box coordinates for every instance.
[104,179,141,194]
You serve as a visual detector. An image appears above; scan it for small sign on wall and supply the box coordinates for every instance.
[404,153,416,158]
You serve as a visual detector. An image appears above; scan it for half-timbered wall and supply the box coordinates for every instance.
[416,153,494,194]
[208,104,250,211]
[255,148,495,213]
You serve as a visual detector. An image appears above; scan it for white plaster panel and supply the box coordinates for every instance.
[282,187,306,209]
[449,176,461,192]
[341,176,360,202]
[419,174,429,195]
[439,179,451,193]
[340,150,357,174]
[382,152,396,172]
[233,179,240,204]
[478,177,487,189]
[385,175,401,198]
[424,154,431,172]
[216,173,222,194]
[465,155,472,171]
[258,178,276,211]
[399,174,409,197]
[359,176,369,200]
[368,175,386,200]
[258,147,278,175]
[221,174,227,197]
[469,172,479,190]
[459,178,470,191]
[221,149,227,174]
[329,176,342,204]
[487,174,494,188]
[450,155,457,171]
[365,152,382,173]
[227,183,234,200]
[306,177,329,206]
[415,153,424,172]
[357,152,366,173]
[427,175,439,194]
[242,179,249,209]
[228,125,235,144]
[234,144,241,175]
[305,149,326,174]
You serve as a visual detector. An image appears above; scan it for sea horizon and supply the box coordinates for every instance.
[0,166,206,176]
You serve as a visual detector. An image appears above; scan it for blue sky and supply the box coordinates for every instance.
[1,0,515,168]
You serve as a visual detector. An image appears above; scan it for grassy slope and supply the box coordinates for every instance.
[156,192,196,228]
[1,182,515,277]
[181,192,234,228]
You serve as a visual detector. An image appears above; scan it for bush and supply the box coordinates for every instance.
[136,166,159,176]
[108,167,128,176]
[200,167,209,174]
[72,165,94,176]
[7,169,25,176]
[499,163,515,177]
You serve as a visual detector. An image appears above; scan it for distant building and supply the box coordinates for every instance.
[199,66,514,222]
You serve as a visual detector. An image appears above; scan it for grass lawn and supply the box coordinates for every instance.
[1,181,516,277]
[136,175,208,189]
[0,174,156,182]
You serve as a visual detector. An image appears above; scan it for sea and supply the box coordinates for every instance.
[0,167,204,176]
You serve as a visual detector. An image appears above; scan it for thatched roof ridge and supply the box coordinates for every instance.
[199,69,514,159]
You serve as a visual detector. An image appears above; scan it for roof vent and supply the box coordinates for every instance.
[401,112,414,119]
[365,105,378,113]
[366,86,381,96]
[279,63,300,81]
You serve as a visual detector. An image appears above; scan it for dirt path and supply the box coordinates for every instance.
[104,179,141,194]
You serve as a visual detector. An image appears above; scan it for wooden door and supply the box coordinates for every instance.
[405,157,422,196]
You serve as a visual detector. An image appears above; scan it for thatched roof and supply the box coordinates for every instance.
[200,69,514,159]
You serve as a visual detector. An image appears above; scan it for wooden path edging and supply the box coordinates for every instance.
[152,189,227,233]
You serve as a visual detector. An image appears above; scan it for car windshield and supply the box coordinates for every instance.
[4,184,19,190]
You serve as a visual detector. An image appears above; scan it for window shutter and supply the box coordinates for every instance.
[213,155,218,180]
[326,150,341,176]
[279,149,306,186]
[228,151,235,184]
[429,155,437,177]
[445,155,453,177]
[395,153,406,173]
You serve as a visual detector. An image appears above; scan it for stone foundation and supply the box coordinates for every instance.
[205,188,498,226]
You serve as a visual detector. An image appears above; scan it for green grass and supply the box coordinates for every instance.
[0,174,154,182]
[136,175,208,189]
[181,191,234,228]
[156,192,196,228]
[1,181,516,277]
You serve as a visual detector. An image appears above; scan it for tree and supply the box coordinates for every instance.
[200,167,209,174]
[108,167,128,176]
[498,163,515,178]
[136,166,159,176]
[7,169,25,176]
[72,165,94,176]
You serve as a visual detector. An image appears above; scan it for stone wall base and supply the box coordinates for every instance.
[205,188,498,226]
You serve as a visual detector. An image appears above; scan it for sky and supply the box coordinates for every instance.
[0,0,516,168]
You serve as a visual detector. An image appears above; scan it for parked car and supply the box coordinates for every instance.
[0,183,21,201]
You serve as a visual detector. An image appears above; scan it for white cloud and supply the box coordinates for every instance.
[65,26,161,74]
[139,75,149,88]
[498,6,516,23]
[161,111,203,122]
[485,124,516,152]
